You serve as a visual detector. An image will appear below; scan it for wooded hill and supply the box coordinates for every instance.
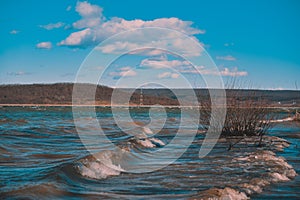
[0,83,299,106]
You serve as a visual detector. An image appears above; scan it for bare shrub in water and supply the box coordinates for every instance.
[200,87,274,150]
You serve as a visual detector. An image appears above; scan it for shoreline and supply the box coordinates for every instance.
[0,104,186,108]
[0,104,299,109]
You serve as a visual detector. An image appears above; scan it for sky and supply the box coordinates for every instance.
[0,0,299,89]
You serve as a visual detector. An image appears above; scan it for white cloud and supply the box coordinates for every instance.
[224,42,234,47]
[39,22,65,30]
[216,55,236,61]
[180,66,247,77]
[120,70,137,77]
[60,17,204,46]
[139,56,247,77]
[158,72,179,79]
[140,55,197,72]
[219,67,247,77]
[58,2,205,56]
[66,5,72,11]
[97,41,141,54]
[140,57,190,69]
[95,36,204,57]
[59,29,92,47]
[73,1,104,29]
[176,62,247,77]
[10,30,19,34]
[128,49,168,56]
[76,1,102,17]
[36,42,52,49]
[109,66,137,78]
[140,56,194,74]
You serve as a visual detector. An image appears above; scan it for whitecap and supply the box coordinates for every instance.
[76,150,125,180]
[136,138,156,148]
[149,138,165,147]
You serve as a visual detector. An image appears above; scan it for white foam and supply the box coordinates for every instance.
[269,117,294,123]
[149,138,165,146]
[269,172,290,182]
[232,149,297,196]
[202,187,248,200]
[142,126,153,135]
[79,161,121,179]
[136,137,165,148]
[137,138,156,148]
[77,150,125,180]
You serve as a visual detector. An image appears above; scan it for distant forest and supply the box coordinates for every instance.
[0,83,178,105]
[0,83,299,106]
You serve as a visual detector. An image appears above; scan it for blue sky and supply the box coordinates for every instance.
[0,0,299,89]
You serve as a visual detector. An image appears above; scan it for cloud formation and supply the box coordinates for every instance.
[140,56,247,77]
[10,30,19,34]
[219,67,247,76]
[109,66,137,79]
[216,55,236,61]
[224,42,234,47]
[158,72,179,79]
[73,1,104,29]
[59,1,205,54]
[140,57,190,69]
[66,5,72,11]
[181,65,247,77]
[39,22,65,30]
[36,42,52,49]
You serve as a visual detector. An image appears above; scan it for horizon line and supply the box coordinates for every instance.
[0,82,299,91]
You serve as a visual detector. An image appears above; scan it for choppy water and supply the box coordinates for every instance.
[0,106,299,199]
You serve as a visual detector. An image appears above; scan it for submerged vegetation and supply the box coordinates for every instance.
[201,88,275,150]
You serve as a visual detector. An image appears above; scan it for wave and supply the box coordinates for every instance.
[269,117,295,123]
[75,150,125,180]
[135,137,165,148]
[195,150,297,199]
[260,117,295,124]
[75,135,165,180]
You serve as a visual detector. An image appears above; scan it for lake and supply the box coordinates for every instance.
[0,106,299,199]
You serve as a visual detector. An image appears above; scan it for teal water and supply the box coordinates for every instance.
[252,122,300,199]
[0,107,299,199]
